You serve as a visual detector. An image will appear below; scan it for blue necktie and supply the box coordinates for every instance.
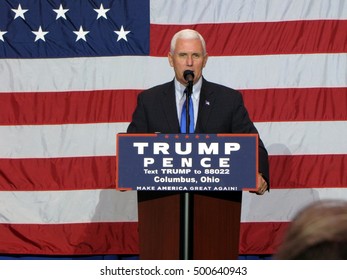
[180,94,194,133]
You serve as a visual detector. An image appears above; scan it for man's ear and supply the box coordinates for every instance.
[168,52,174,67]
[202,53,208,68]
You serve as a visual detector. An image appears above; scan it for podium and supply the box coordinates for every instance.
[117,133,257,259]
[137,191,242,260]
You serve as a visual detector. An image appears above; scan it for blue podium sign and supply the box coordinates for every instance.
[116,134,258,191]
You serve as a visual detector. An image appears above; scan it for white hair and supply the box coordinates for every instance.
[170,29,206,55]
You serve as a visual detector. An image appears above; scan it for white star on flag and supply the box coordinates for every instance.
[114,26,130,42]
[73,26,90,42]
[0,30,7,42]
[53,4,69,20]
[12,4,29,20]
[32,26,49,42]
[94,4,110,19]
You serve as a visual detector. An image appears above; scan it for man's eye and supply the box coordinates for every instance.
[178,53,187,58]
[192,53,201,59]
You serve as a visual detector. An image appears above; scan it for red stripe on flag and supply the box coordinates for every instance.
[0,90,140,125]
[1,155,346,191]
[270,155,347,189]
[0,157,116,191]
[150,20,347,56]
[1,87,346,125]
[239,222,290,255]
[242,88,347,122]
[0,222,139,255]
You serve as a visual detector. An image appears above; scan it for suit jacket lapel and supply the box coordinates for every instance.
[160,80,181,133]
[196,79,215,133]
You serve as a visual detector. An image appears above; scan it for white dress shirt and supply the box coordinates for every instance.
[174,77,202,130]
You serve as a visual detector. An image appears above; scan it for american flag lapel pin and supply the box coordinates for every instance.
[205,100,210,106]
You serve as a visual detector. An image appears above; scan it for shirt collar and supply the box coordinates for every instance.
[174,76,202,101]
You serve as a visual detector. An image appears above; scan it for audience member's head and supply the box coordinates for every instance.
[275,199,347,259]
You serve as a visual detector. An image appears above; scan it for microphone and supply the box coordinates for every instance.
[183,70,194,83]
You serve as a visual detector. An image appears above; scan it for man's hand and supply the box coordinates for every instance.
[249,173,268,195]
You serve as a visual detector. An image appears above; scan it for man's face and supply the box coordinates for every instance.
[168,38,208,85]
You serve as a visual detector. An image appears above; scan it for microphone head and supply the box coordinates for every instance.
[183,70,195,82]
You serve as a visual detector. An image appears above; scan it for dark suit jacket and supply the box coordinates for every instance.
[127,78,270,186]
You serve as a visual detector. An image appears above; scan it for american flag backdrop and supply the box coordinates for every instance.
[0,0,346,256]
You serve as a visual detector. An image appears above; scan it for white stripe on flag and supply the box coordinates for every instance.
[150,0,347,23]
[256,121,347,155]
[241,188,347,222]
[0,122,128,158]
[1,53,346,92]
[0,189,138,224]
[0,121,346,158]
[2,187,347,224]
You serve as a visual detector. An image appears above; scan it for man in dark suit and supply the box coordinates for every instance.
[127,29,269,259]
[128,29,269,191]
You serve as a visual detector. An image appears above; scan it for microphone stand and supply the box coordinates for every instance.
[181,81,194,260]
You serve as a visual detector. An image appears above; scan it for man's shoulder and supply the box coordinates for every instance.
[141,80,174,95]
[203,79,241,97]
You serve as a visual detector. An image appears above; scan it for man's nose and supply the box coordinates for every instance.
[186,55,193,66]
